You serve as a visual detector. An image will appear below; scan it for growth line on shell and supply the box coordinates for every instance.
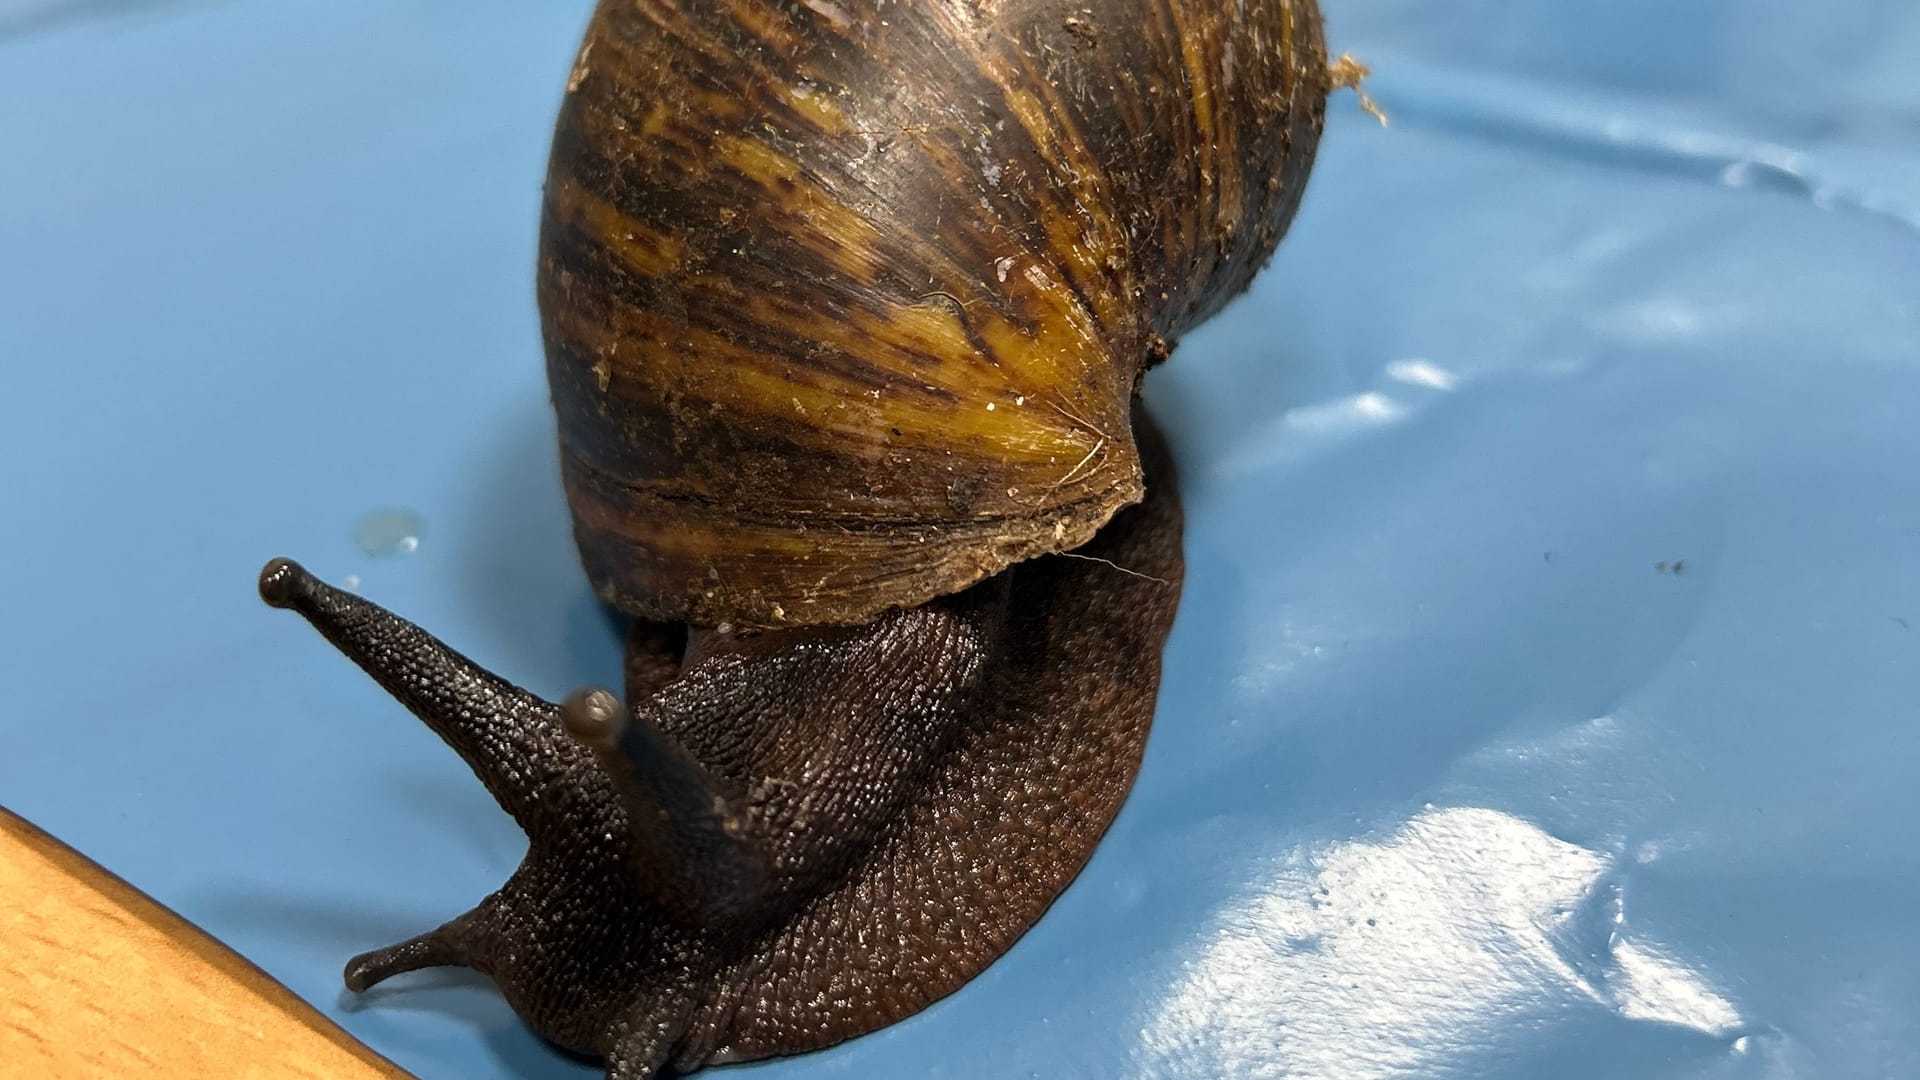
[1025,393,1116,503]
[1042,395,1115,444]
[915,290,979,311]
[1047,437,1106,498]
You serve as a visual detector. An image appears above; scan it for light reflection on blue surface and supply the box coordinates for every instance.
[1144,807,1743,1079]
[3,1,1919,1078]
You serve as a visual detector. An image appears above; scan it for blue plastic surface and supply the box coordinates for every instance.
[4,2,1918,1077]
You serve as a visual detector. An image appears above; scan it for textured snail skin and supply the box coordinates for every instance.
[542,0,1327,628]
[258,415,1180,1077]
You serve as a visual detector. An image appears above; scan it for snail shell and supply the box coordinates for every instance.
[541,0,1327,627]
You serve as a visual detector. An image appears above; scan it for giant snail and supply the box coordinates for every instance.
[258,0,1350,1074]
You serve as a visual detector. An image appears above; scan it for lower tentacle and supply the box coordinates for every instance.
[344,905,494,992]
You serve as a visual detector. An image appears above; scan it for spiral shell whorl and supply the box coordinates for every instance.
[540,0,1327,626]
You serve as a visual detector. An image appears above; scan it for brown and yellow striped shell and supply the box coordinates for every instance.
[539,0,1329,628]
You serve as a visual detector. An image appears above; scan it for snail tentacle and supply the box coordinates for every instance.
[257,558,588,843]
[561,686,772,929]
[342,904,494,992]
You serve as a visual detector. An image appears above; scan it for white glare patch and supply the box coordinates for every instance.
[1352,393,1399,420]
[1604,297,1706,341]
[1284,392,1405,433]
[1141,807,1743,1079]
[1612,939,1742,1035]
[801,0,851,29]
[1385,358,1458,391]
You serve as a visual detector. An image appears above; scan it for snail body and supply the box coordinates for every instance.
[261,0,1330,1076]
